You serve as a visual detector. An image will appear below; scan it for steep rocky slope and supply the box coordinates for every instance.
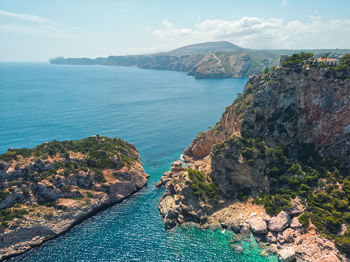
[158,64,350,261]
[0,136,149,260]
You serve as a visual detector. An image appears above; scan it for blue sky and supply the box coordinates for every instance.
[0,0,349,61]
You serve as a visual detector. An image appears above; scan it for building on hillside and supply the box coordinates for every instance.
[311,57,339,66]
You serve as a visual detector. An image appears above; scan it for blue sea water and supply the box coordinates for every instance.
[0,63,277,261]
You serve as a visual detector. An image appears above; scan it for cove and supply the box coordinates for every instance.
[0,63,276,261]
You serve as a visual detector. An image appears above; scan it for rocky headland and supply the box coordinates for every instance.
[50,41,350,79]
[157,57,350,261]
[0,136,149,260]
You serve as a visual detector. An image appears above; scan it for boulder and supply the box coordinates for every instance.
[240,224,251,239]
[279,246,296,262]
[266,231,277,243]
[229,218,243,233]
[248,217,267,234]
[231,244,243,253]
[290,217,302,229]
[221,218,242,233]
[269,211,290,232]
[281,228,294,243]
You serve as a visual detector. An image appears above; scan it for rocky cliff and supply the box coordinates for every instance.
[158,65,350,261]
[0,136,149,260]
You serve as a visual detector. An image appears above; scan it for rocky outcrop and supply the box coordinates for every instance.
[268,211,291,232]
[248,217,267,234]
[158,66,350,261]
[0,136,149,260]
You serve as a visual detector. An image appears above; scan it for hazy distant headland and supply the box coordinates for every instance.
[50,41,350,79]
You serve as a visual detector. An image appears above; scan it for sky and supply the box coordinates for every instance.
[0,0,350,61]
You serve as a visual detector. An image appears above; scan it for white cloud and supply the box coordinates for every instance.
[0,9,60,25]
[281,0,288,7]
[0,9,81,39]
[152,16,350,49]
[153,20,193,39]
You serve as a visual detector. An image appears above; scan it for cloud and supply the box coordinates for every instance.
[0,9,81,39]
[281,0,288,7]
[152,16,350,49]
[0,9,60,25]
[153,20,193,38]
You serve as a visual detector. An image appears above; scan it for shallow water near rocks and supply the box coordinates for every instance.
[0,63,277,261]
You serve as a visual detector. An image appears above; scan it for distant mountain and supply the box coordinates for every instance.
[166,41,242,56]
[50,41,350,79]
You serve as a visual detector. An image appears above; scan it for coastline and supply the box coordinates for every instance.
[1,183,148,261]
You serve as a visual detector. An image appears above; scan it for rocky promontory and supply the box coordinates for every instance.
[158,55,350,261]
[0,136,149,260]
[51,41,350,79]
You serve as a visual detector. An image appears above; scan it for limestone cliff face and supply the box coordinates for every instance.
[0,136,149,260]
[186,67,350,167]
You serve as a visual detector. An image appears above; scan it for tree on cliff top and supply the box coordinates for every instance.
[282,52,314,68]
[340,54,350,67]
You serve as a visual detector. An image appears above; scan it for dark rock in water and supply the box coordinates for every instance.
[230,244,244,253]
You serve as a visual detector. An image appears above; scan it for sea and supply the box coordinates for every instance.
[0,63,277,261]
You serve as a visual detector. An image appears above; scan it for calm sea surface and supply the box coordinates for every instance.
[0,63,277,261]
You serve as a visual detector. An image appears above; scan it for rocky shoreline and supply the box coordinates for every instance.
[1,179,148,261]
[157,64,350,261]
[0,136,149,260]
[157,160,344,262]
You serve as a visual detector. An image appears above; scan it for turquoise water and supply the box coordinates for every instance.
[0,63,276,261]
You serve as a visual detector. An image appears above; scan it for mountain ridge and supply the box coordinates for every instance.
[50,41,350,79]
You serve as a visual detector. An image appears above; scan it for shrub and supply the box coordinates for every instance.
[241,147,254,159]
[188,169,219,200]
[298,212,310,228]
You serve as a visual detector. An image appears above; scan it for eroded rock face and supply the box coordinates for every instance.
[157,161,211,229]
[240,68,350,168]
[186,67,350,168]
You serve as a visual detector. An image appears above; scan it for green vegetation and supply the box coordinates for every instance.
[248,138,350,244]
[0,136,138,184]
[282,52,314,68]
[335,227,350,256]
[0,136,137,169]
[0,207,28,223]
[187,168,219,201]
[340,53,350,67]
